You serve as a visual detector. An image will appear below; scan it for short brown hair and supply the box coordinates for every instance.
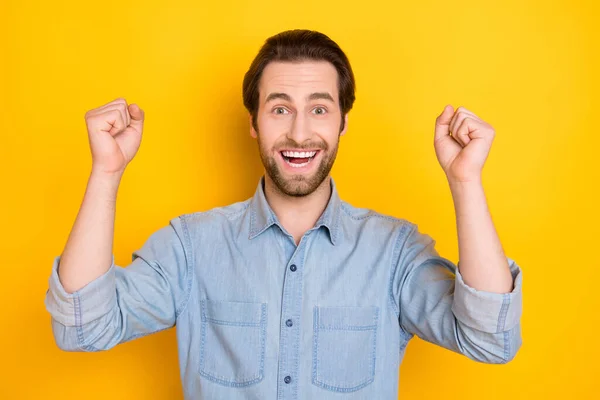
[242,29,356,133]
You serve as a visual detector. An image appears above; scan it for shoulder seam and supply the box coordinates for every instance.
[388,221,415,321]
[340,201,407,223]
[174,215,194,319]
[181,200,251,221]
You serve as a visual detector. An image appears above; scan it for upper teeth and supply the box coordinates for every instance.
[282,151,317,158]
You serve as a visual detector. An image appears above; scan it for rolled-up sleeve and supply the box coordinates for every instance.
[452,258,522,334]
[392,222,523,364]
[43,216,192,352]
[45,255,117,328]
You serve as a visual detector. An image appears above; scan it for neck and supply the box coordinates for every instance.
[263,174,332,243]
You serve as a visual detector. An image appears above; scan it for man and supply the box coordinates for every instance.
[44,29,523,399]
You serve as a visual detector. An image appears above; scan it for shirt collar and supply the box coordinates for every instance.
[248,175,342,245]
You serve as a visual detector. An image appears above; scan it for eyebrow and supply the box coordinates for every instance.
[264,92,335,104]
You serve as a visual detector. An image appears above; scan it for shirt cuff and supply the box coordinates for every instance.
[44,255,117,327]
[451,256,523,334]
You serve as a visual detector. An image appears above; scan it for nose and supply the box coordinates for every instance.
[287,112,313,144]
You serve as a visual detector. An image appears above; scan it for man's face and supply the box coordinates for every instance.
[250,61,348,197]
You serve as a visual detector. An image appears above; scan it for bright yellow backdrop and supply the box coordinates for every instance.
[1,0,598,398]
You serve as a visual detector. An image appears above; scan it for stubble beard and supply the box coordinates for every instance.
[256,133,339,197]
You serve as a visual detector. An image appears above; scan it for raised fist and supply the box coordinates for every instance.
[84,98,145,175]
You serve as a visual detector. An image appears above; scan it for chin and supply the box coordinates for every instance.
[280,178,318,197]
[268,168,328,197]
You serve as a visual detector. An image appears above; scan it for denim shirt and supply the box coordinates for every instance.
[44,176,523,399]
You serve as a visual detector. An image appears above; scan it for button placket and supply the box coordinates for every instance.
[277,236,310,399]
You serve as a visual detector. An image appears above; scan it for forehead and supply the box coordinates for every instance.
[259,61,339,101]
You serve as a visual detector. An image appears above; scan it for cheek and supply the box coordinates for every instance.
[256,119,282,150]
[312,116,341,138]
[317,116,339,129]
[259,112,290,132]
[258,116,293,145]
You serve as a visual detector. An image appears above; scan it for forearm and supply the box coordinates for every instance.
[449,179,513,293]
[58,168,122,293]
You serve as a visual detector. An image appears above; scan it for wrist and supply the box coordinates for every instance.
[88,168,123,196]
[90,166,124,182]
[447,175,483,191]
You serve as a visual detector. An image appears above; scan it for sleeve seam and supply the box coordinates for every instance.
[175,214,194,319]
[74,292,99,351]
[388,222,414,322]
[496,293,510,333]
[503,330,510,363]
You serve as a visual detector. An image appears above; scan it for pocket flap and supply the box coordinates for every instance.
[203,299,266,327]
[316,306,378,330]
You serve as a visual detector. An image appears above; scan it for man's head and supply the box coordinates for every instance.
[242,30,356,197]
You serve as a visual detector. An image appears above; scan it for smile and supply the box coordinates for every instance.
[279,150,320,169]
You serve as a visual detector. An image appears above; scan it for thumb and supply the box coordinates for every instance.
[128,103,144,120]
[434,104,454,142]
[128,103,145,131]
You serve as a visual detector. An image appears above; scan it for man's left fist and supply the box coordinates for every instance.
[434,105,496,184]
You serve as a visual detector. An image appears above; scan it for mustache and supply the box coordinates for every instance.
[275,140,328,151]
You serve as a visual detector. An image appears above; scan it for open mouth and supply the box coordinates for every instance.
[280,150,320,169]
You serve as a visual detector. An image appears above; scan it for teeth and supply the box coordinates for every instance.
[281,150,317,158]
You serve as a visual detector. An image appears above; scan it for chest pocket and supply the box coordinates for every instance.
[199,299,267,387]
[312,305,379,392]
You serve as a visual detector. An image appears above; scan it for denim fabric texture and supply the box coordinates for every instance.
[44,176,523,399]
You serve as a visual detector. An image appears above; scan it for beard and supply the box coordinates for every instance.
[256,133,339,197]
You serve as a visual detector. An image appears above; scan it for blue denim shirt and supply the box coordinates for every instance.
[44,176,523,399]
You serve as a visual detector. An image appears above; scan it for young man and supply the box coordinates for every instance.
[45,29,523,399]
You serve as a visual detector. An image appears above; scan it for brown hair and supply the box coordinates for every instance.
[242,29,356,133]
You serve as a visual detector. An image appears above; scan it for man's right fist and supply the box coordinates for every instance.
[85,98,145,175]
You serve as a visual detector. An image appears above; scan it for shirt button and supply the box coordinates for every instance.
[286,319,293,327]
[290,264,297,272]
[284,375,291,384]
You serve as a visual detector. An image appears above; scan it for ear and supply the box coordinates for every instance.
[339,113,349,136]
[249,113,258,139]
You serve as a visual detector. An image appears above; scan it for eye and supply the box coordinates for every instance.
[273,107,289,115]
[312,107,327,115]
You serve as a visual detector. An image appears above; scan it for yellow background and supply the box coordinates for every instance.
[1,0,598,398]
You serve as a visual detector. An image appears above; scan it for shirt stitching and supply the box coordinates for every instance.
[497,293,510,333]
[186,201,251,220]
[503,330,510,363]
[74,292,99,351]
[175,215,195,319]
[387,222,413,320]
[340,201,407,223]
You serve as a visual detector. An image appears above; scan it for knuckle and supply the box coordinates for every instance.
[103,109,120,124]
[86,111,99,122]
